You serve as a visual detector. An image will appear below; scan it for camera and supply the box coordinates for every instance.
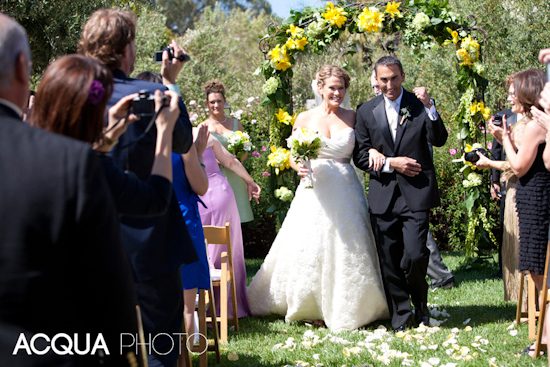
[493,112,505,127]
[154,47,191,63]
[132,90,170,117]
[464,148,489,163]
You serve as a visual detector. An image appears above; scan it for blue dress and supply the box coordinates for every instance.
[172,153,210,290]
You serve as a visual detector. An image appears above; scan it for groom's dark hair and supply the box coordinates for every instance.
[374,56,404,75]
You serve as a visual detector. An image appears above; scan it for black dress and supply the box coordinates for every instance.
[516,143,550,275]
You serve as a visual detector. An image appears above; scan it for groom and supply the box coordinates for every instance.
[353,56,448,331]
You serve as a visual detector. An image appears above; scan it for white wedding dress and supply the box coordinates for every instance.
[246,128,389,331]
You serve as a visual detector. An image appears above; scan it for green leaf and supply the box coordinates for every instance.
[282,16,296,26]
[266,205,277,213]
[459,126,469,139]
[261,97,271,106]
[464,192,475,212]
[431,17,443,25]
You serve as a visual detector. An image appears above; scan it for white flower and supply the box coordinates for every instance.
[251,119,257,124]
[509,330,518,336]
[412,12,431,31]
[262,76,279,95]
[189,100,197,106]
[428,357,440,366]
[247,97,255,103]
[246,104,252,108]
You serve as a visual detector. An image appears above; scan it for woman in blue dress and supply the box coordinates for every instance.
[172,125,211,341]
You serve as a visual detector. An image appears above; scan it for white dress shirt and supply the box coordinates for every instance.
[381,88,439,172]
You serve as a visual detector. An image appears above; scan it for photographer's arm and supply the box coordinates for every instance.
[474,152,506,171]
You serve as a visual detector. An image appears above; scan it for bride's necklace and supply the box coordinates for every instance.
[209,115,228,124]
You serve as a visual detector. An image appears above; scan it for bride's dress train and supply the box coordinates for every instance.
[246,128,389,331]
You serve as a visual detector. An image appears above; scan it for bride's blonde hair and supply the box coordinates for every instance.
[316,65,350,89]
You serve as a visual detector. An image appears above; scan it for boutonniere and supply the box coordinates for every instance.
[400,107,411,125]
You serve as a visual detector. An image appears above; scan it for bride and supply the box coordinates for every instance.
[246,65,389,331]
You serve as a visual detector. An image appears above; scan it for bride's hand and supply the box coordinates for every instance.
[297,163,310,178]
[368,148,385,171]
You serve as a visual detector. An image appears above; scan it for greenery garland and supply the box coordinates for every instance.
[256,0,495,258]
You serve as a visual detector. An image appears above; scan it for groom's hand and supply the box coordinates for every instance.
[390,157,421,177]
[413,87,431,107]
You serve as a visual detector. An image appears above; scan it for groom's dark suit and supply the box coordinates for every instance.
[353,89,447,329]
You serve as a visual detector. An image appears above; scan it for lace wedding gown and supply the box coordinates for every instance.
[247,128,389,331]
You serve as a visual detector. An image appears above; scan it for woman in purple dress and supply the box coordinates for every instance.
[199,133,261,318]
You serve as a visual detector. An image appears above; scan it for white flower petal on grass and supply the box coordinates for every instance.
[428,344,439,350]
[509,330,518,336]
[349,347,362,354]
[313,354,320,360]
[272,343,283,350]
[428,357,440,366]
[303,330,315,339]
[463,318,471,325]
[429,319,441,327]
[402,359,414,366]
[480,338,489,345]
[446,348,453,355]
[451,327,459,333]
[507,323,515,330]
[420,362,432,367]
[471,342,480,348]
[464,326,473,331]
[420,345,428,351]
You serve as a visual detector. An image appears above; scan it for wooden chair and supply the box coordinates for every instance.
[178,244,221,367]
[203,222,238,344]
[136,305,148,367]
[532,243,550,358]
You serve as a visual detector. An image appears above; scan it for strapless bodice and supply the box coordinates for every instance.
[316,128,355,161]
[202,147,220,175]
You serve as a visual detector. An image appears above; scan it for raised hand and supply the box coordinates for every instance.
[412,86,431,107]
[194,124,210,156]
[161,39,189,86]
[154,90,180,132]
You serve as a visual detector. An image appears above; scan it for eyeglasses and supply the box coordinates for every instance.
[508,91,516,97]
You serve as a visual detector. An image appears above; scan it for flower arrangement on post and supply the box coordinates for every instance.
[286,127,324,189]
[227,130,254,160]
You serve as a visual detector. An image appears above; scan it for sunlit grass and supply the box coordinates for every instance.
[192,253,547,366]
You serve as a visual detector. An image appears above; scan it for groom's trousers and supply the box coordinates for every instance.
[371,186,430,330]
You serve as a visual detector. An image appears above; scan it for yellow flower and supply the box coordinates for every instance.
[322,2,348,28]
[267,146,290,174]
[294,37,308,51]
[274,109,295,125]
[358,7,385,34]
[385,1,401,18]
[478,102,491,120]
[287,24,305,38]
[470,101,478,115]
[276,59,292,71]
[457,48,473,67]
[269,45,283,61]
[446,27,459,44]
[285,37,296,50]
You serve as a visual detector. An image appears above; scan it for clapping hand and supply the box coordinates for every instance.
[194,124,210,156]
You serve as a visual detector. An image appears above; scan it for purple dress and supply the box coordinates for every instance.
[199,147,252,318]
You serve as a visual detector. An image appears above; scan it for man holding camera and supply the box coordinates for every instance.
[79,9,196,367]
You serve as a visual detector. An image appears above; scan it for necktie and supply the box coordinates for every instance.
[387,100,399,141]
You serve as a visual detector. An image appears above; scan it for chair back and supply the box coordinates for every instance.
[203,223,233,271]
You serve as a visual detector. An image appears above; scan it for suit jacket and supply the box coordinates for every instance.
[0,104,138,366]
[353,89,448,214]
[108,70,198,283]
[491,108,517,191]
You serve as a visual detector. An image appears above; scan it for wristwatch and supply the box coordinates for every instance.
[425,99,435,109]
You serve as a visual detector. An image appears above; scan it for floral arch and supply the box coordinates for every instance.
[256,1,493,258]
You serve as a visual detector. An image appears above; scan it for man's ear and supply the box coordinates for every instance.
[14,52,30,86]
[402,73,406,82]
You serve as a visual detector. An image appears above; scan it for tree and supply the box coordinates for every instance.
[157,0,272,33]
[0,0,155,84]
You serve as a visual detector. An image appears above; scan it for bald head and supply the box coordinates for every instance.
[0,13,31,108]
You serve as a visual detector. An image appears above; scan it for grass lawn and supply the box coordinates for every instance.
[192,253,548,366]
